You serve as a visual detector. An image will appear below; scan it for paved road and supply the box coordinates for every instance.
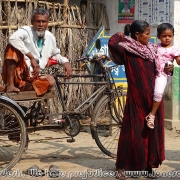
[2,128,180,180]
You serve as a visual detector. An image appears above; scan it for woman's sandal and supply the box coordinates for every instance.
[145,166,158,179]
[145,113,155,129]
[116,169,128,180]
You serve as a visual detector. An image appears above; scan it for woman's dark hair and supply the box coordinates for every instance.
[31,7,49,21]
[124,24,131,36]
[130,20,149,39]
[157,23,174,36]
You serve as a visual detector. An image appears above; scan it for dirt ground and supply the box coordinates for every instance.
[3,127,180,180]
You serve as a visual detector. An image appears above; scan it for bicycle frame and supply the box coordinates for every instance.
[47,59,121,115]
[55,73,108,114]
[14,55,124,134]
[46,60,122,128]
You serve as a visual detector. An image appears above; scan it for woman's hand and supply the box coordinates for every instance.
[164,64,174,75]
[117,32,124,38]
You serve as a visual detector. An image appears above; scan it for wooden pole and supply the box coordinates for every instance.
[64,0,69,6]
[63,0,68,23]
[0,23,110,31]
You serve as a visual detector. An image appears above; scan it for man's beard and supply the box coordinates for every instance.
[35,30,45,38]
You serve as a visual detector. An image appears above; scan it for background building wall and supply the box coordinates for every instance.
[97,0,125,35]
[95,0,177,43]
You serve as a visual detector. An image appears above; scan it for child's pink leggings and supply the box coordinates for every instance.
[153,73,167,102]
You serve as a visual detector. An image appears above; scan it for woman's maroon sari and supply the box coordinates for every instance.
[108,34,165,171]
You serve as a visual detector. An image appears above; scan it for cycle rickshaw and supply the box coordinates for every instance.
[0,39,126,172]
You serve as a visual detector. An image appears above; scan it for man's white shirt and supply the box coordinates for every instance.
[9,26,69,72]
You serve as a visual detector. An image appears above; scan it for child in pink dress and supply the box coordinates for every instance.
[146,23,180,129]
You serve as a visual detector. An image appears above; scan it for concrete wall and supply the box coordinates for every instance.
[97,0,125,34]
[94,0,177,44]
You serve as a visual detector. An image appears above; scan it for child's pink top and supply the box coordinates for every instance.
[155,43,180,76]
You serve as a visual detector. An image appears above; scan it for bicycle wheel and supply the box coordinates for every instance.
[0,100,26,171]
[91,94,124,158]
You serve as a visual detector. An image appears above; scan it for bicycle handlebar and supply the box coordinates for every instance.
[76,57,89,62]
[96,55,108,61]
[76,54,110,62]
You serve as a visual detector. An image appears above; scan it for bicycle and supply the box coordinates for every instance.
[73,54,125,158]
[0,39,126,171]
[42,51,126,158]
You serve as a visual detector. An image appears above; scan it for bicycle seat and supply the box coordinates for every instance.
[2,89,56,101]
[46,58,59,67]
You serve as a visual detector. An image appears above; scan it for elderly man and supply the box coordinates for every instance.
[2,7,72,95]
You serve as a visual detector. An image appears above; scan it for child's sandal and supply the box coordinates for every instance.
[145,113,155,129]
